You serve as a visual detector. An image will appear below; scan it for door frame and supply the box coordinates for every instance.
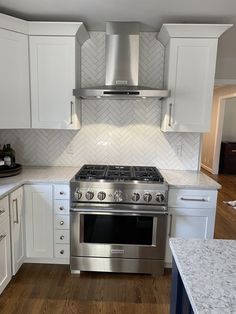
[212,93,236,174]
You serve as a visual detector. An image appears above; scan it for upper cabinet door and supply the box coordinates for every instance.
[30,36,80,129]
[161,38,217,132]
[0,29,30,128]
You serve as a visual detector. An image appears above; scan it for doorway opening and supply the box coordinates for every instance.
[201,85,236,174]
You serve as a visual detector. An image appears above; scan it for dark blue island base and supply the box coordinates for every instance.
[170,258,194,314]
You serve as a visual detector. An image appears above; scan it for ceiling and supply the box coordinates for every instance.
[0,0,236,31]
[0,0,236,77]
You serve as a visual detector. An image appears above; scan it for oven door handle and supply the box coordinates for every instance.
[71,209,168,216]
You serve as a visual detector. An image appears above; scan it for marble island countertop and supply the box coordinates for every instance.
[170,238,236,314]
[0,166,220,199]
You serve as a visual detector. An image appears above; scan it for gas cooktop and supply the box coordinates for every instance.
[75,164,164,183]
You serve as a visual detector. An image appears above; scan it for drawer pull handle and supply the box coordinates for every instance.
[59,191,65,195]
[13,198,19,224]
[59,206,64,211]
[60,221,64,225]
[168,103,172,127]
[0,209,5,215]
[60,250,64,255]
[0,233,6,242]
[60,235,64,240]
[180,197,207,202]
[232,150,236,153]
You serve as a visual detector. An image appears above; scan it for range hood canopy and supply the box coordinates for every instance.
[74,22,169,100]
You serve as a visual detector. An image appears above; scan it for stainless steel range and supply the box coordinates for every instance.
[70,165,168,275]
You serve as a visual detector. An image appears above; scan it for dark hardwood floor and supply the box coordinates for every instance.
[201,169,236,239]
[0,265,171,314]
[0,171,235,314]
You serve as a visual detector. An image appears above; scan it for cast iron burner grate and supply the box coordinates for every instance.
[75,164,164,183]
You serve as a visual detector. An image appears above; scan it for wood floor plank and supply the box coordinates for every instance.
[201,169,236,239]
[0,266,171,314]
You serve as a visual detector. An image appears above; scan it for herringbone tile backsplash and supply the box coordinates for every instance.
[0,32,201,170]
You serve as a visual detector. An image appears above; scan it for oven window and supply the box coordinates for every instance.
[83,214,153,245]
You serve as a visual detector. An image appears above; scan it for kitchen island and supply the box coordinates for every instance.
[170,238,236,314]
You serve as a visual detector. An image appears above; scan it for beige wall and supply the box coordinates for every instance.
[216,25,236,80]
[201,85,236,172]
[222,98,236,141]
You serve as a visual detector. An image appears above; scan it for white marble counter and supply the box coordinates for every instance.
[160,170,221,190]
[0,166,79,199]
[170,238,236,314]
[0,166,220,200]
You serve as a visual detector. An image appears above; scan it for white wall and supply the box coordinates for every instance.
[222,98,236,141]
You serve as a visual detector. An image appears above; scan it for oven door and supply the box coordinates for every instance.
[70,205,167,260]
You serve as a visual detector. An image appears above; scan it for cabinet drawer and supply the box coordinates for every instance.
[0,197,9,225]
[54,215,70,229]
[54,185,70,200]
[168,189,217,208]
[223,142,236,155]
[55,244,70,258]
[54,200,70,215]
[54,230,70,244]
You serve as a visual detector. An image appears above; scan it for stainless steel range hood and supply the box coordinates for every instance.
[73,22,169,100]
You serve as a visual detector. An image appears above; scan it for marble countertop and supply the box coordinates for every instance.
[170,238,236,314]
[0,166,79,199]
[160,170,221,190]
[0,166,220,199]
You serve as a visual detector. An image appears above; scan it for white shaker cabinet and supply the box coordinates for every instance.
[10,187,25,275]
[24,185,53,258]
[28,20,90,131]
[158,24,232,132]
[29,36,79,129]
[0,196,11,295]
[165,188,217,266]
[0,28,30,128]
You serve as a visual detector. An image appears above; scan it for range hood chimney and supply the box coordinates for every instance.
[73,22,169,99]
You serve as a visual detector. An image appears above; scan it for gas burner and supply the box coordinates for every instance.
[75,164,164,183]
[71,164,168,206]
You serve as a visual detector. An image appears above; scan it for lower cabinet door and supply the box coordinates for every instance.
[24,185,53,258]
[165,207,215,265]
[10,187,24,275]
[0,218,11,295]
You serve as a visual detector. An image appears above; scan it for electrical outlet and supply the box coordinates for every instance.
[175,144,182,157]
[66,144,74,155]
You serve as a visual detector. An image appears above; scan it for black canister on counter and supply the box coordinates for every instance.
[3,144,15,167]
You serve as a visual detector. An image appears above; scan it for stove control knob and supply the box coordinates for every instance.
[156,193,165,203]
[143,193,152,203]
[74,189,82,200]
[132,192,140,202]
[97,191,106,201]
[114,191,123,202]
[86,191,94,200]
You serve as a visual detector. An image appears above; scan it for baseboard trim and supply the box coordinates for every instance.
[24,257,69,264]
[201,164,213,173]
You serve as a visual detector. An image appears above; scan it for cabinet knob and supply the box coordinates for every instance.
[60,221,64,225]
[60,235,64,240]
[0,209,5,215]
[59,206,64,211]
[60,250,64,255]
[59,191,64,195]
